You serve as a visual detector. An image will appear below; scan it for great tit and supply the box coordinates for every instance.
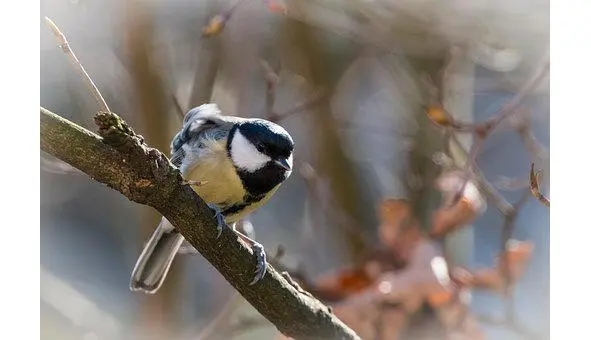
[130,103,294,294]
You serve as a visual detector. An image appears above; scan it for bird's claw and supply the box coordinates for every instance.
[207,203,225,238]
[249,243,267,285]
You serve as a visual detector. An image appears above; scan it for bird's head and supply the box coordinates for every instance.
[228,119,294,196]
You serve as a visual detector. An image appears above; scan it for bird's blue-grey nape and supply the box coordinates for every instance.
[183,103,221,125]
[170,104,226,167]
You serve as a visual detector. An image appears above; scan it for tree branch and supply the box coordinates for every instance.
[44,17,110,113]
[40,107,359,340]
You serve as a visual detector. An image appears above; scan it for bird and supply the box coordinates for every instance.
[130,103,294,294]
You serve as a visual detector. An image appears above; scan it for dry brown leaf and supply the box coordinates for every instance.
[530,162,550,207]
[315,267,374,299]
[378,198,413,227]
[202,14,227,37]
[451,266,505,292]
[377,199,423,261]
[434,290,487,340]
[331,293,408,339]
[449,243,533,294]
[430,198,479,238]
[428,290,454,307]
[471,268,504,291]
[426,105,453,127]
[496,240,534,282]
[266,0,287,13]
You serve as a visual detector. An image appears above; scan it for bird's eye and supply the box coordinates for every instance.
[256,144,266,153]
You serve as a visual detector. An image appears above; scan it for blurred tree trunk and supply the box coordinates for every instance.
[123,1,179,338]
[280,14,366,262]
[404,57,445,231]
[186,0,222,108]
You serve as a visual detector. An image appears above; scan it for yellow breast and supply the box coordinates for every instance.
[183,138,247,209]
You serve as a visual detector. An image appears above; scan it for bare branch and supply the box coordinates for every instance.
[261,60,280,117]
[485,49,549,132]
[428,48,549,135]
[39,107,359,340]
[44,17,110,113]
[498,190,531,295]
[517,127,549,165]
[268,88,326,123]
[448,133,513,214]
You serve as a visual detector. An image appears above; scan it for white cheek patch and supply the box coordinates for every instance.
[286,153,293,168]
[231,130,271,171]
[284,153,294,178]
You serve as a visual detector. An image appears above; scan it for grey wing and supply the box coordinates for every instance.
[169,104,237,169]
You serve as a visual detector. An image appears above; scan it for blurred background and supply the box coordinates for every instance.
[40,0,549,339]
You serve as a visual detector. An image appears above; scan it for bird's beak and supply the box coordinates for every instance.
[274,158,292,171]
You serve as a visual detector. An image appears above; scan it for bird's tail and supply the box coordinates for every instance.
[130,218,185,294]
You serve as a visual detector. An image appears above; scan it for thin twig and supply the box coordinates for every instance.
[448,133,513,214]
[485,49,550,133]
[506,107,549,163]
[261,60,280,117]
[449,133,484,207]
[44,17,110,113]
[518,128,549,164]
[498,190,530,297]
[300,163,371,249]
[446,49,548,208]
[335,116,416,138]
[439,47,549,215]
[494,176,530,191]
[268,88,326,123]
[431,48,549,135]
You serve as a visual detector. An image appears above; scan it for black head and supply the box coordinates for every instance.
[228,119,294,198]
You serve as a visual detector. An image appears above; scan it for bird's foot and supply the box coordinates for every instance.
[232,223,267,285]
[207,203,225,238]
[249,241,267,285]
